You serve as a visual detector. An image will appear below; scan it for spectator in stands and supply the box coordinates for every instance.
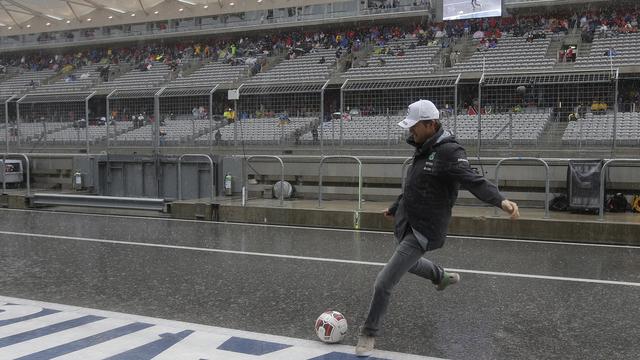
[566,47,575,62]
[224,108,235,123]
[604,48,619,57]
[311,126,319,143]
[215,129,222,144]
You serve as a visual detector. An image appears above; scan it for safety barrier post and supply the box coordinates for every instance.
[177,154,216,202]
[318,156,363,228]
[493,157,550,219]
[244,155,285,207]
[599,159,640,221]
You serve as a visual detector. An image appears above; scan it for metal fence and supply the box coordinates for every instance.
[340,75,460,147]
[106,89,159,149]
[477,69,618,154]
[159,86,220,151]
[16,92,94,152]
[1,95,17,154]
[236,81,329,147]
[1,69,638,155]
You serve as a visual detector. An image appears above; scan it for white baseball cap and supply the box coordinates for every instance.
[397,100,439,129]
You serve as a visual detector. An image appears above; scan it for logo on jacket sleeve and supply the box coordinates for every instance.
[428,152,436,161]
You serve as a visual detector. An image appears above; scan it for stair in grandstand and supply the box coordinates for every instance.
[577,38,592,60]
[545,37,564,61]
[455,36,477,65]
[334,41,374,80]
[537,119,568,149]
[257,50,287,74]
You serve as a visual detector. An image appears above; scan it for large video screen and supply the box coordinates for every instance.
[443,0,502,21]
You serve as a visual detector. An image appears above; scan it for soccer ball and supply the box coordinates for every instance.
[315,310,348,343]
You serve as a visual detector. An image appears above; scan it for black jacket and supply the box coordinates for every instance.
[389,128,505,251]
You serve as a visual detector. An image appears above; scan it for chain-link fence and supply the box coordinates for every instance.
[16,92,94,152]
[1,95,17,153]
[236,81,328,148]
[340,75,459,147]
[5,69,636,155]
[478,70,618,154]
[106,89,159,150]
[158,86,219,150]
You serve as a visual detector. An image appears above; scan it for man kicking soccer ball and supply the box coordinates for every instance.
[356,100,519,357]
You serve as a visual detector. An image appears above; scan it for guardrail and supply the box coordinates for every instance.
[599,159,640,221]
[1,153,30,197]
[177,154,216,202]
[31,193,165,211]
[318,155,363,212]
[493,157,550,219]
[243,155,285,207]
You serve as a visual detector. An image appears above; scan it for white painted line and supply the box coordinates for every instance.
[1,230,639,288]
[1,208,638,249]
[0,296,439,360]
[452,235,640,249]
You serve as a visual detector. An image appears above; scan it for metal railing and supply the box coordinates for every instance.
[599,159,640,221]
[493,157,550,219]
[1,153,30,197]
[318,156,363,212]
[177,154,216,202]
[243,155,285,207]
[31,193,165,211]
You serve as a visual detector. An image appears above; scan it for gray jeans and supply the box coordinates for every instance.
[361,229,444,337]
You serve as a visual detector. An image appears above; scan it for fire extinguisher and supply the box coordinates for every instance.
[224,173,233,196]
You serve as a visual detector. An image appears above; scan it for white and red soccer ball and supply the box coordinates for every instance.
[315,310,348,343]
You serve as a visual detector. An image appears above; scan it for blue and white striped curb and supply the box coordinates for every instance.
[0,296,439,360]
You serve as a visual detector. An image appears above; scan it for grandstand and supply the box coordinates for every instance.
[166,61,249,88]
[6,121,73,143]
[29,64,105,95]
[114,117,214,145]
[342,38,439,79]
[93,63,170,94]
[0,1,638,152]
[301,112,551,145]
[450,36,555,73]
[562,112,640,146]
[244,48,335,84]
[448,113,551,144]
[575,32,640,68]
[0,69,56,97]
[199,117,313,144]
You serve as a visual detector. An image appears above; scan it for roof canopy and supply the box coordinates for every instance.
[342,75,459,91]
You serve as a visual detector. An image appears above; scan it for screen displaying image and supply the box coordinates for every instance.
[443,0,502,20]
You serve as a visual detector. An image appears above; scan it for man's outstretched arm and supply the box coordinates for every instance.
[446,146,520,219]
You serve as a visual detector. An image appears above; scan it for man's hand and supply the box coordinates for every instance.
[382,208,394,220]
[501,200,520,219]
